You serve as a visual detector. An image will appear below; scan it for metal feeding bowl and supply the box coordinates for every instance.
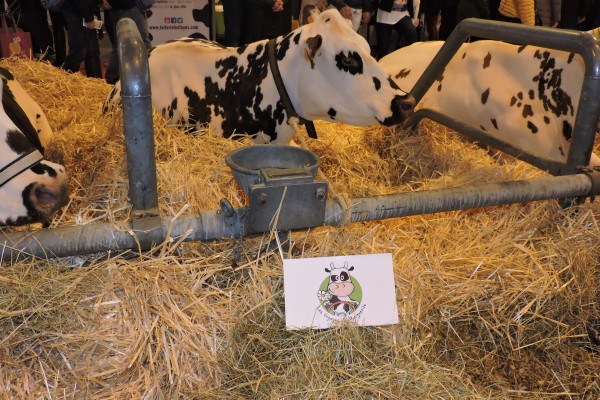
[225,145,321,195]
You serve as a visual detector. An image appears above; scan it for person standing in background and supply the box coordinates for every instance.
[13,0,54,60]
[328,0,372,31]
[536,0,561,27]
[374,0,420,60]
[102,0,151,84]
[60,0,103,78]
[558,0,591,29]
[221,0,244,46]
[243,0,285,43]
[497,0,535,25]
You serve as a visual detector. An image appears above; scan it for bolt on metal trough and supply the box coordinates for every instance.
[2,19,600,262]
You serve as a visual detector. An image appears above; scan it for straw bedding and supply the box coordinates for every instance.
[0,57,598,399]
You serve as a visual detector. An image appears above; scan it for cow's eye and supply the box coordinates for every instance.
[341,56,359,69]
[331,275,339,282]
[340,272,349,281]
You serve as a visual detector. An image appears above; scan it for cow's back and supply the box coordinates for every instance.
[381,40,591,165]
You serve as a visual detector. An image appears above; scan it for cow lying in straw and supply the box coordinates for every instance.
[103,9,415,144]
[379,39,600,167]
[0,67,69,226]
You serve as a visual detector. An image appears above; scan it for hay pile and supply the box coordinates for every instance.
[0,57,598,399]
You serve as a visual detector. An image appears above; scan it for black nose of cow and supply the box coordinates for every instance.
[33,183,70,218]
[383,94,416,126]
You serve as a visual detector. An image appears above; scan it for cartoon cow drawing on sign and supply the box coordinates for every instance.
[319,262,360,317]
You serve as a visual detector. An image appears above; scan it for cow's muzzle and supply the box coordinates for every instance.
[382,94,416,126]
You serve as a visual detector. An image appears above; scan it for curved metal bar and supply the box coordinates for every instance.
[117,17,158,212]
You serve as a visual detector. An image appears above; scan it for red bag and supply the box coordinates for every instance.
[0,13,32,59]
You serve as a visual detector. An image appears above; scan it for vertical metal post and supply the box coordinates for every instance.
[117,18,158,213]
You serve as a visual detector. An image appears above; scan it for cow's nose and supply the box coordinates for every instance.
[396,94,416,112]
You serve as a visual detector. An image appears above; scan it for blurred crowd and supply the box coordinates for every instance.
[222,0,600,59]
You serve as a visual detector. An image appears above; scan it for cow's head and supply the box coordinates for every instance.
[282,9,415,127]
[0,75,69,226]
[325,262,355,297]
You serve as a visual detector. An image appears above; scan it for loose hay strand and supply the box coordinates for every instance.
[0,57,598,399]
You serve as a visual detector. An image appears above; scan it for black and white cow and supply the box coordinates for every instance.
[0,68,69,226]
[379,40,600,166]
[104,9,415,144]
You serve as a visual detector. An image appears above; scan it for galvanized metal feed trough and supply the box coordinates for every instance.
[1,18,600,261]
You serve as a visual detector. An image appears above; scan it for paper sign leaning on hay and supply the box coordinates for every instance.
[283,253,399,330]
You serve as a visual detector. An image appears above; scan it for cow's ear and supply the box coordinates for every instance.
[348,266,354,271]
[325,268,331,273]
[305,34,322,66]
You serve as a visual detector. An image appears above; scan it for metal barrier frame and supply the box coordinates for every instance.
[2,19,600,262]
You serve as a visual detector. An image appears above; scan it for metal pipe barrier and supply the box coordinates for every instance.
[117,18,158,214]
[2,172,599,261]
[3,19,600,262]
[406,19,600,175]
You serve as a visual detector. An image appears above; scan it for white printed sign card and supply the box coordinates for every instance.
[283,253,398,330]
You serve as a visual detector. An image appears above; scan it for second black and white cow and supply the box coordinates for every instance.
[104,9,415,144]
[0,68,69,226]
[379,40,600,167]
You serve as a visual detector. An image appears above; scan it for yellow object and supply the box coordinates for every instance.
[498,0,535,26]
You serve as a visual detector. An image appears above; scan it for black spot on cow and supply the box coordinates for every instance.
[517,45,527,53]
[199,44,285,141]
[2,79,44,153]
[6,129,35,155]
[184,86,211,128]
[535,50,575,118]
[567,52,575,63]
[30,163,57,177]
[394,68,410,79]
[534,49,542,59]
[462,52,466,59]
[328,108,337,120]
[325,17,331,22]
[276,33,293,60]
[528,90,534,100]
[483,52,491,69]
[388,77,400,90]
[336,51,363,75]
[510,96,517,107]
[435,67,445,91]
[544,116,550,124]
[491,118,498,130]
[522,104,533,118]
[480,125,487,131]
[562,120,573,140]
[481,88,490,104]
[527,121,538,133]
[373,77,381,91]
[517,92,523,100]
[188,32,208,40]
[517,102,522,108]
[293,32,301,45]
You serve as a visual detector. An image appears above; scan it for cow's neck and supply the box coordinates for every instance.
[266,38,317,139]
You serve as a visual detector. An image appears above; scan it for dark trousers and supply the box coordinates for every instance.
[222,0,244,46]
[15,0,53,58]
[375,15,418,60]
[61,6,102,78]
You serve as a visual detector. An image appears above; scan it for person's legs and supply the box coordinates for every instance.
[84,31,102,78]
[222,0,244,46]
[62,8,91,74]
[375,22,394,59]
[49,10,66,67]
[393,15,418,51]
